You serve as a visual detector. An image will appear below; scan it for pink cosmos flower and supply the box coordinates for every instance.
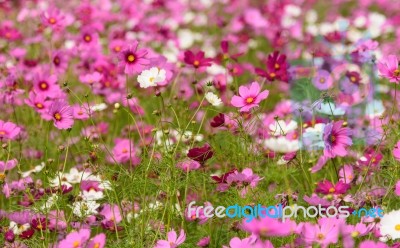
[33,73,62,98]
[154,229,186,248]
[0,120,21,140]
[315,180,350,195]
[231,82,269,112]
[183,50,213,69]
[58,229,90,248]
[339,165,355,183]
[395,180,400,196]
[323,121,352,158]
[359,240,388,248]
[313,70,333,90]
[88,233,106,248]
[241,216,296,237]
[100,204,122,225]
[197,236,210,247]
[48,100,74,130]
[25,91,51,115]
[52,50,69,74]
[393,141,400,161]
[299,218,341,248]
[111,138,141,166]
[176,160,201,171]
[41,7,65,31]
[342,223,370,248]
[79,72,103,86]
[0,159,18,172]
[224,236,257,248]
[72,105,90,120]
[118,41,150,75]
[377,55,400,83]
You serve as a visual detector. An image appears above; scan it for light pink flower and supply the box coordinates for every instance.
[323,121,352,158]
[58,229,90,248]
[0,120,21,140]
[154,229,186,248]
[395,180,400,196]
[88,233,106,248]
[0,159,18,172]
[47,100,74,130]
[231,82,269,112]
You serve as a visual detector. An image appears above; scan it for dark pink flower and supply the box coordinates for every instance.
[315,179,350,195]
[187,144,213,164]
[255,51,289,82]
[183,50,213,69]
[231,82,269,112]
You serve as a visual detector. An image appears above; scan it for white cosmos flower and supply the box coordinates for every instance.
[72,200,100,217]
[80,190,104,201]
[137,67,166,88]
[269,120,298,136]
[10,221,30,235]
[20,162,45,178]
[264,136,299,153]
[205,92,222,107]
[380,209,400,240]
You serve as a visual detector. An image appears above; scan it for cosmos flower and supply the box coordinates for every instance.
[137,67,166,88]
[313,70,333,90]
[396,181,400,196]
[48,100,74,130]
[255,51,289,82]
[379,209,400,240]
[183,50,213,69]
[41,7,65,31]
[88,233,106,248]
[154,229,186,248]
[323,121,352,158]
[187,144,213,164]
[315,179,350,195]
[377,55,400,83]
[0,120,20,141]
[231,82,269,112]
[118,41,150,75]
[58,229,91,247]
[205,92,222,106]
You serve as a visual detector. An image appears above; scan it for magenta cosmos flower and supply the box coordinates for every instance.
[183,50,213,69]
[323,120,352,158]
[231,82,269,112]
[48,100,74,130]
[118,41,150,75]
[154,229,186,248]
[187,144,213,164]
[377,55,400,83]
[0,120,20,141]
[315,179,350,195]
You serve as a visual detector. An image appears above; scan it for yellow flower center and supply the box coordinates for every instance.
[149,77,154,82]
[269,72,276,78]
[274,63,280,69]
[114,46,121,52]
[54,113,62,121]
[84,35,92,42]
[317,233,324,240]
[351,231,359,237]
[127,54,135,62]
[49,17,56,24]
[193,60,200,67]
[394,69,400,77]
[40,82,48,90]
[395,224,400,231]
[246,97,254,104]
[122,148,128,153]
[350,76,356,82]
[94,243,100,248]
[36,103,44,109]
[73,241,80,248]
[328,187,335,193]
[0,130,6,135]
[319,77,325,83]
[0,173,5,181]
[330,135,336,142]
